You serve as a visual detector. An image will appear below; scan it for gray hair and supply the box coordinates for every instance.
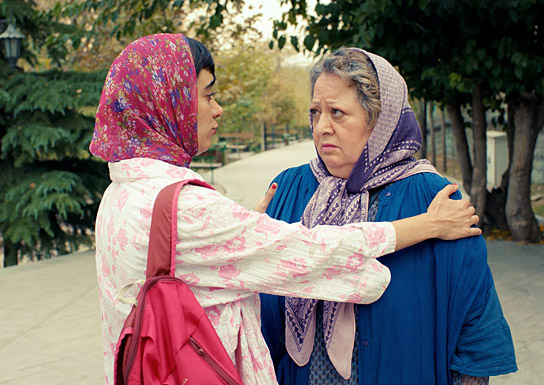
[310,47,381,129]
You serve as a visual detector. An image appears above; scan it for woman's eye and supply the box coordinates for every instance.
[309,108,319,116]
[207,92,216,101]
[332,108,343,117]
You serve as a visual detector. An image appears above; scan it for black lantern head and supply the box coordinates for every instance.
[0,24,25,69]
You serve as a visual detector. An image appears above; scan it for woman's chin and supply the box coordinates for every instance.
[321,160,352,179]
[196,142,211,156]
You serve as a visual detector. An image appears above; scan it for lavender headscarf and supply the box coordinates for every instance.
[284,49,438,379]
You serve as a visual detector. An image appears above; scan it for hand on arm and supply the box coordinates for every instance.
[254,183,277,214]
[392,184,481,251]
[424,184,481,240]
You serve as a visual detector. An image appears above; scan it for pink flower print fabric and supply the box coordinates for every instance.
[94,158,396,385]
[365,225,387,249]
[90,34,198,167]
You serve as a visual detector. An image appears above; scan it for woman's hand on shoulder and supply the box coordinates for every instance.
[427,184,482,240]
[254,183,277,214]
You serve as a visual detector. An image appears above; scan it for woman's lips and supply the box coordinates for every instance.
[321,143,337,154]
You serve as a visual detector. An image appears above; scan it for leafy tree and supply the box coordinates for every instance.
[1,0,266,267]
[260,47,312,129]
[52,0,307,141]
[0,0,109,266]
[214,43,308,148]
[215,43,271,135]
[0,0,309,266]
[272,0,544,242]
[49,0,257,70]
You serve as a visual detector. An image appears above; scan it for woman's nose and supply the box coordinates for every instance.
[212,99,223,119]
[314,114,333,135]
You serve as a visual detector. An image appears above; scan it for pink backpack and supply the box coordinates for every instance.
[114,180,244,385]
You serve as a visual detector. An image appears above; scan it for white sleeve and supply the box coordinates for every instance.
[175,184,394,305]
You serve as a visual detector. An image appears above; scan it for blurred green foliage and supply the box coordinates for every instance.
[0,0,313,265]
[272,0,544,242]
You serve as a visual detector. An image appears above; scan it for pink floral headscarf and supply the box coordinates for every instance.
[89,34,198,167]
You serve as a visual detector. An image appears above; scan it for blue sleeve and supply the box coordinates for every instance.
[417,174,517,376]
[378,173,517,378]
[450,276,517,376]
[420,175,517,376]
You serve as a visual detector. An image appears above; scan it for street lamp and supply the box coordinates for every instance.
[0,23,25,69]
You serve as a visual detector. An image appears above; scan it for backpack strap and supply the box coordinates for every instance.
[146,179,215,278]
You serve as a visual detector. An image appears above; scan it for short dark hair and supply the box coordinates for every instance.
[186,37,215,80]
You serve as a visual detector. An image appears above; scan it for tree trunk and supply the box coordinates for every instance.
[486,187,510,231]
[470,84,487,228]
[447,98,472,194]
[440,108,447,173]
[429,101,436,166]
[417,99,427,159]
[500,103,516,190]
[3,239,18,267]
[505,93,544,242]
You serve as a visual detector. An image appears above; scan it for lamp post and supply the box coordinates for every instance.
[0,23,25,69]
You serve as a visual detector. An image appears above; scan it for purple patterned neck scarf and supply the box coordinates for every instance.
[285,49,438,379]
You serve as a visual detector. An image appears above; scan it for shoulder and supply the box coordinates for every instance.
[267,164,317,222]
[272,164,314,184]
[386,172,457,198]
[381,172,463,217]
[269,163,317,198]
[379,172,486,261]
[109,158,204,183]
[379,172,455,215]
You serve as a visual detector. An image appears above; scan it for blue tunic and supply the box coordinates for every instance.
[260,164,517,385]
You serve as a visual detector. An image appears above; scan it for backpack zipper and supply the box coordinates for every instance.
[189,336,242,385]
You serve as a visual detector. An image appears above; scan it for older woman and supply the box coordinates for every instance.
[90,35,481,385]
[260,48,517,385]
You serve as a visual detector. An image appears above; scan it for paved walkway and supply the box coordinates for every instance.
[1,140,542,384]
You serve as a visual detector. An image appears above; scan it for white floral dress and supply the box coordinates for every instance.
[95,158,395,385]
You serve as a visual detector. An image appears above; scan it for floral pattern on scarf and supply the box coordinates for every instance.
[89,34,198,167]
[285,49,438,380]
